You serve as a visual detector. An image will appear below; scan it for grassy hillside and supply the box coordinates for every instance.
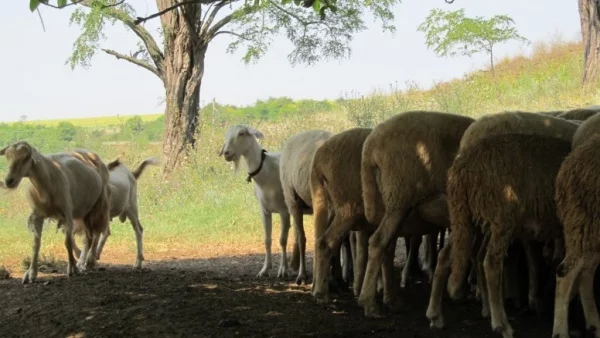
[11,113,163,128]
[0,39,595,276]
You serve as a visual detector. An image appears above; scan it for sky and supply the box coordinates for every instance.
[0,0,582,123]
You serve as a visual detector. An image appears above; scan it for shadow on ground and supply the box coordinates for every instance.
[0,252,555,338]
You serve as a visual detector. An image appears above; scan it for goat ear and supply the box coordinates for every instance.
[247,127,264,140]
[218,143,225,157]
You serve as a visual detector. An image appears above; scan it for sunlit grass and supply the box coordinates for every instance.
[0,39,596,276]
[7,113,163,128]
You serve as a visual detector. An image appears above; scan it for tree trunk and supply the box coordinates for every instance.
[579,0,600,86]
[160,30,208,173]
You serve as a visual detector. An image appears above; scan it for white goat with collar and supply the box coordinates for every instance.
[219,125,294,278]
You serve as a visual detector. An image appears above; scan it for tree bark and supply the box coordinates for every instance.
[158,0,207,173]
[162,47,206,173]
[579,0,600,86]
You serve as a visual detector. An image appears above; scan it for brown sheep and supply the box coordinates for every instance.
[551,115,600,338]
[459,111,579,152]
[280,129,333,284]
[443,133,571,338]
[358,110,475,317]
[571,110,600,149]
[310,127,441,304]
[557,106,600,121]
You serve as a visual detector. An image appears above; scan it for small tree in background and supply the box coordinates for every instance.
[417,8,529,72]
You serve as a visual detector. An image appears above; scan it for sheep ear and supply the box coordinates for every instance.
[247,127,264,139]
[0,146,7,156]
[218,143,225,157]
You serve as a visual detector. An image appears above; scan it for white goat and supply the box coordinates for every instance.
[219,125,294,278]
[70,156,159,269]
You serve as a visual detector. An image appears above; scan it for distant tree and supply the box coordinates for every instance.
[57,121,77,141]
[19,114,28,123]
[417,8,529,72]
[125,115,144,134]
[578,0,600,86]
[27,0,403,173]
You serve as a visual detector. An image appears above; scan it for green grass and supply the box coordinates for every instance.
[0,38,597,276]
[9,113,163,128]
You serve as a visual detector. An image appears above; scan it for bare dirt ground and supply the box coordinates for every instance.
[0,247,561,338]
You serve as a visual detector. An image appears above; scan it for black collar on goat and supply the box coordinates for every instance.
[246,149,267,183]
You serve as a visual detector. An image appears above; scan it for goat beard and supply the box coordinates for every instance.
[231,155,242,175]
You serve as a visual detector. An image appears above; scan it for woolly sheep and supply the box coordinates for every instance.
[459,111,580,151]
[279,129,333,285]
[219,125,294,278]
[552,113,600,338]
[310,127,442,304]
[427,110,579,328]
[556,105,600,121]
[358,110,475,317]
[444,133,571,338]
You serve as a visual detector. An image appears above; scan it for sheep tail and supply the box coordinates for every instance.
[310,158,330,258]
[361,141,381,225]
[132,157,160,180]
[446,160,473,300]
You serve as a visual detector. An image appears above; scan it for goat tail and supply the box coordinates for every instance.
[132,157,160,180]
[361,139,381,225]
[446,160,473,300]
[107,158,122,171]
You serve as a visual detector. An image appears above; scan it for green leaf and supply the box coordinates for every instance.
[58,0,67,8]
[312,0,321,12]
[29,0,41,12]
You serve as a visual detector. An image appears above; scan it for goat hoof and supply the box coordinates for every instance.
[481,306,490,318]
[358,295,382,318]
[276,267,288,278]
[256,269,270,278]
[428,316,445,329]
[295,273,308,285]
[21,270,36,284]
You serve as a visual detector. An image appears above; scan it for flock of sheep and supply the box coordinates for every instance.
[2,106,600,338]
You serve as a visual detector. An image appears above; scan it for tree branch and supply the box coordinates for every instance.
[200,0,233,37]
[79,0,165,75]
[41,0,125,9]
[210,30,251,41]
[205,0,260,39]
[102,48,163,79]
[134,0,212,25]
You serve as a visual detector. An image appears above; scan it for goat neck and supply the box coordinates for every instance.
[27,154,55,209]
[242,141,267,183]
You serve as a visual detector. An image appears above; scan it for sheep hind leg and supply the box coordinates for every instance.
[358,208,407,318]
[277,213,292,278]
[521,239,542,315]
[423,232,439,284]
[552,255,584,338]
[22,213,45,284]
[353,231,370,297]
[477,232,491,318]
[257,210,273,277]
[426,240,452,329]
[312,215,358,303]
[383,237,405,312]
[579,254,600,337]
[401,235,422,288]
[291,208,308,285]
[484,228,514,338]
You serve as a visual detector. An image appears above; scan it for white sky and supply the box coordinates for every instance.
[0,0,582,123]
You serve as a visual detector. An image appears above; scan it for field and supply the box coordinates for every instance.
[0,39,597,337]
[10,113,163,128]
